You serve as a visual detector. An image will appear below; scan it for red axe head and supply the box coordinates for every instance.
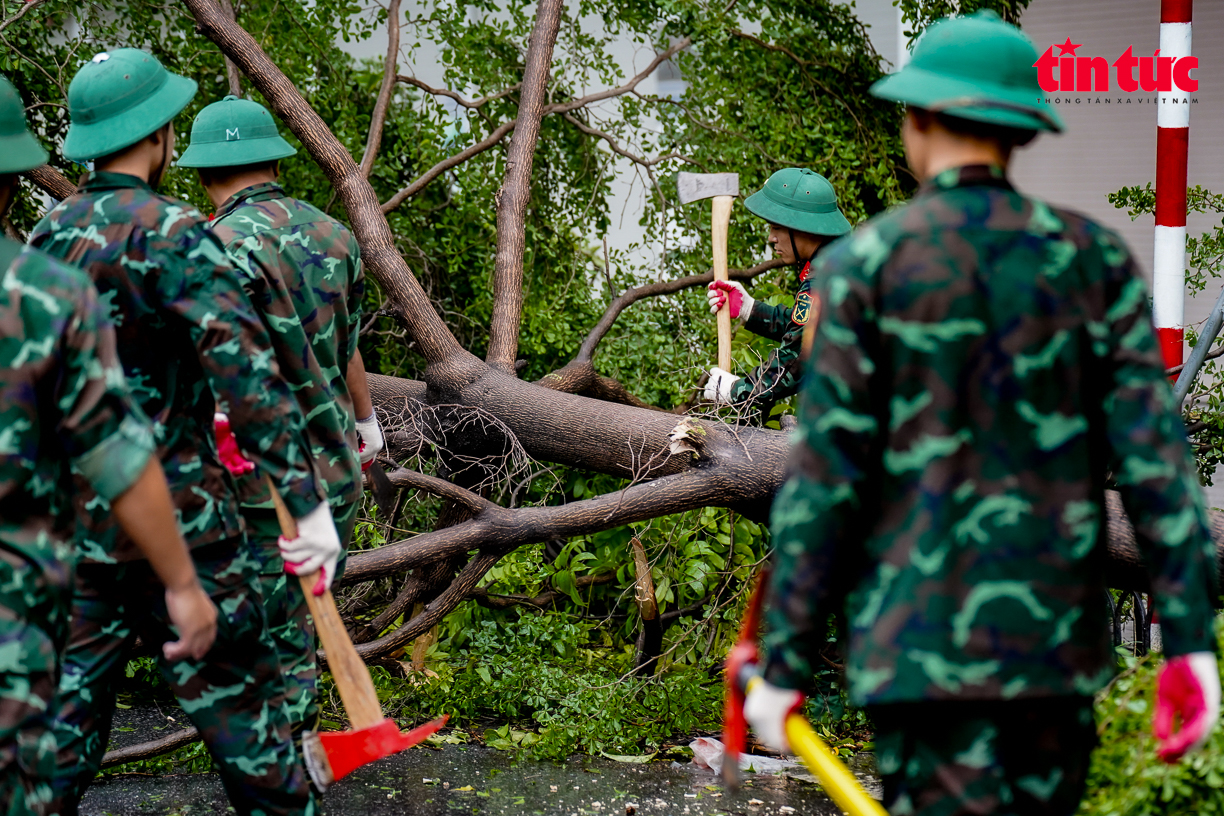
[302,715,449,789]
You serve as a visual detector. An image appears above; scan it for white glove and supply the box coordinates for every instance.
[355,413,384,469]
[704,367,740,404]
[744,678,805,754]
[707,280,755,320]
[1154,651,1221,762]
[279,501,342,597]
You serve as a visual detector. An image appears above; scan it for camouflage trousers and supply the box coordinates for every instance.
[0,547,71,816]
[48,539,316,816]
[242,501,359,736]
[868,697,1096,816]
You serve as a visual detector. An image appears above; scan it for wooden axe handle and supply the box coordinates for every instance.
[711,195,734,372]
[267,477,385,730]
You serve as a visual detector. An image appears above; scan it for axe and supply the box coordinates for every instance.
[724,570,885,816]
[267,477,447,789]
[678,172,739,372]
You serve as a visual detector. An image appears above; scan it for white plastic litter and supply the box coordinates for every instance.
[688,737,805,776]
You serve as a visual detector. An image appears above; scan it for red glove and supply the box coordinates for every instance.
[707,280,755,320]
[1153,651,1220,763]
[213,413,256,477]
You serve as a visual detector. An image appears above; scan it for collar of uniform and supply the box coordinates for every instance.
[918,164,1012,197]
[214,182,287,221]
[80,170,156,194]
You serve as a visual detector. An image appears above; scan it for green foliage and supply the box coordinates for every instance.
[1079,631,1224,815]
[894,0,1033,41]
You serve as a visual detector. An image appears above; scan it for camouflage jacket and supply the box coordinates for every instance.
[0,236,154,631]
[29,172,323,562]
[764,165,1218,705]
[209,182,364,509]
[731,259,817,407]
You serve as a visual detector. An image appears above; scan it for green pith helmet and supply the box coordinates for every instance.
[177,95,296,169]
[743,168,852,237]
[62,49,197,162]
[870,10,1062,133]
[0,75,47,173]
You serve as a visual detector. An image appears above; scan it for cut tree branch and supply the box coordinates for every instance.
[485,0,566,372]
[359,0,401,178]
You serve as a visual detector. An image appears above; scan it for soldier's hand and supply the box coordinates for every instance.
[355,413,384,471]
[744,678,805,754]
[1154,651,1221,762]
[705,367,740,404]
[280,501,343,596]
[707,280,755,320]
[162,581,218,661]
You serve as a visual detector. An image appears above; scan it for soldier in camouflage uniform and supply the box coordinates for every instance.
[28,51,344,816]
[744,13,1221,815]
[178,94,379,737]
[0,74,216,815]
[703,169,851,414]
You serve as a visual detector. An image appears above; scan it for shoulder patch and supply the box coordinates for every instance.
[799,294,822,362]
[792,291,814,326]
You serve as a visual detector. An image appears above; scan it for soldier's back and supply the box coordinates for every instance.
[210,183,362,506]
[808,164,1190,706]
[28,171,247,559]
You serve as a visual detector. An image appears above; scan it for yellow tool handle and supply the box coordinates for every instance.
[744,675,885,816]
[711,194,734,372]
[267,477,386,730]
[784,715,887,816]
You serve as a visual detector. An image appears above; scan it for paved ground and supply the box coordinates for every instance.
[84,745,872,815]
[81,706,878,815]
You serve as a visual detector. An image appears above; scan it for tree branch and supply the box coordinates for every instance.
[561,112,694,169]
[217,0,243,96]
[182,0,470,370]
[379,119,517,213]
[396,75,521,109]
[544,37,691,117]
[359,0,401,178]
[0,0,46,35]
[485,0,566,372]
[575,258,786,363]
[380,37,692,214]
[23,163,76,200]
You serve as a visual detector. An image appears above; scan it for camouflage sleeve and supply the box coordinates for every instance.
[1097,232,1218,656]
[146,225,325,519]
[58,277,156,501]
[744,301,795,343]
[762,258,880,691]
[729,322,804,405]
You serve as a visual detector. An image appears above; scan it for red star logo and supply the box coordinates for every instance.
[1055,37,1083,56]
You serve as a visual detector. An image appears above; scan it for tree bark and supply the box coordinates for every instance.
[485,0,566,373]
[359,0,401,178]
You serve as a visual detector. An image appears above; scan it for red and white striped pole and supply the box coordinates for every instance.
[1153,0,1192,370]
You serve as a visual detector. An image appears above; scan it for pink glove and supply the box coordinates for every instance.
[1154,651,1221,763]
[213,413,256,477]
[707,280,755,320]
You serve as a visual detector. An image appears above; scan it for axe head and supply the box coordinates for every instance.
[301,715,448,790]
[677,172,739,205]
